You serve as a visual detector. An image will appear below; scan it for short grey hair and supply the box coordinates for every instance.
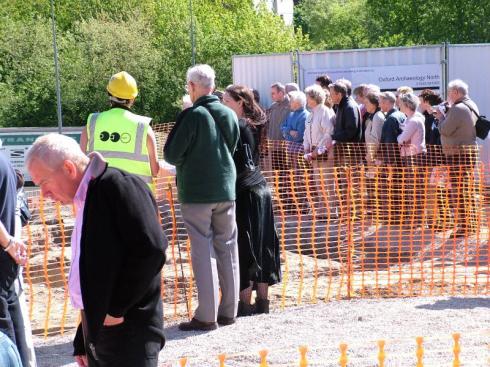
[304,84,326,105]
[288,91,306,108]
[379,91,396,104]
[271,82,285,93]
[26,133,88,171]
[285,82,299,94]
[186,64,215,89]
[448,79,469,96]
[399,93,420,112]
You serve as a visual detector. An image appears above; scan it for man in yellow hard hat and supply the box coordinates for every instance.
[80,71,161,190]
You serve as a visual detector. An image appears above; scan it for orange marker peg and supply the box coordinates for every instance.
[452,333,461,367]
[179,357,188,367]
[415,337,424,367]
[299,345,308,367]
[377,340,386,367]
[218,353,226,367]
[259,349,269,367]
[339,343,348,367]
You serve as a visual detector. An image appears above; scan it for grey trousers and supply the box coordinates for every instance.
[181,201,239,323]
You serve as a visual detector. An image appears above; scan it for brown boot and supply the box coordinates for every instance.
[237,301,254,317]
[178,318,218,331]
[255,298,270,314]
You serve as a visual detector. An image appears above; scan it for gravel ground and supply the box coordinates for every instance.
[34,296,489,366]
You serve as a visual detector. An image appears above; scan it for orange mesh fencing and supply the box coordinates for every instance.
[20,123,490,337]
[168,331,487,366]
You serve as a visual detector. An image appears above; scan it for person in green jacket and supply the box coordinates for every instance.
[164,64,240,331]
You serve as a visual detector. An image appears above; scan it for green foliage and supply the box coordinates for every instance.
[296,0,372,50]
[0,18,57,127]
[3,0,488,128]
[0,0,307,127]
[296,0,490,50]
[60,16,164,125]
[365,0,490,46]
[191,0,308,87]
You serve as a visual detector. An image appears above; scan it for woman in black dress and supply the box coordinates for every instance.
[223,85,281,316]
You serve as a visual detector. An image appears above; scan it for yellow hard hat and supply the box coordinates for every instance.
[106,71,138,100]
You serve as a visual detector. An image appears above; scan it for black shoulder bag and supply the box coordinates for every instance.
[235,134,256,179]
[460,102,490,140]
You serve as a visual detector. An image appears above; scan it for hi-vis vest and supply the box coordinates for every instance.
[86,108,154,190]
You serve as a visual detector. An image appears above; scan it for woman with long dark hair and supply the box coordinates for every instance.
[223,84,281,316]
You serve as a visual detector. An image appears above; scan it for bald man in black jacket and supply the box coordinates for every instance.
[27,134,167,367]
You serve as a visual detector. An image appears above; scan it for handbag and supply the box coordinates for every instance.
[475,115,490,140]
[235,134,256,179]
[459,102,490,140]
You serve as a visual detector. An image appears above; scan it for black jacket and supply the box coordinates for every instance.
[0,153,18,292]
[378,108,406,164]
[380,108,405,144]
[423,111,442,146]
[73,165,167,355]
[332,96,361,143]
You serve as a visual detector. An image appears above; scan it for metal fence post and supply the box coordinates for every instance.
[50,0,63,133]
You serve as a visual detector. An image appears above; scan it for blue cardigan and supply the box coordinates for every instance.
[280,108,309,143]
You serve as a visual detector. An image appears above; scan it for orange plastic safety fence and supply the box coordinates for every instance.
[166,331,486,366]
[20,127,490,337]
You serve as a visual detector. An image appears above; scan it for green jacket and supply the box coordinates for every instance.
[164,95,239,203]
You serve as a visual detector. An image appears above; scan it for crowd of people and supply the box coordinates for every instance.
[0,62,485,367]
[261,76,483,237]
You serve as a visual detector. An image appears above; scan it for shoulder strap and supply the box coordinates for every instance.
[200,105,234,153]
[455,101,480,118]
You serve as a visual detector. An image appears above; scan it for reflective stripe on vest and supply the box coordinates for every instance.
[86,110,153,187]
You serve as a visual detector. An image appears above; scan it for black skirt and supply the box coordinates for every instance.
[236,182,281,291]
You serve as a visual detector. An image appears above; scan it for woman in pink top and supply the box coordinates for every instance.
[397,93,427,162]
[397,93,428,227]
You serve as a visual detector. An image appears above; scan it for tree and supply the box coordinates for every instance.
[59,16,164,125]
[366,0,490,46]
[190,0,308,87]
[0,18,57,127]
[295,0,373,50]
[295,0,490,50]
[0,0,308,127]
